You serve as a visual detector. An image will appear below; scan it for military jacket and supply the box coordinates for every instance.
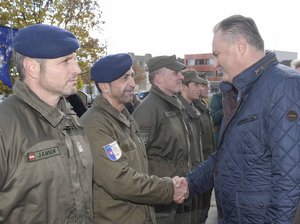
[193,99,215,159]
[80,95,174,224]
[178,95,204,168]
[133,85,191,178]
[0,81,93,224]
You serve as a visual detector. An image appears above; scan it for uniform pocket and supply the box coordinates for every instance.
[119,137,137,152]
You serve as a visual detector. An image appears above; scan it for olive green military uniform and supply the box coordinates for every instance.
[80,95,174,224]
[178,95,207,224]
[0,81,93,223]
[133,85,192,224]
[193,98,215,223]
[193,99,215,159]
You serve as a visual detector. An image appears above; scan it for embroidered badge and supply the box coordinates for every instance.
[140,132,149,144]
[287,110,298,121]
[27,147,60,162]
[75,141,84,152]
[103,141,122,161]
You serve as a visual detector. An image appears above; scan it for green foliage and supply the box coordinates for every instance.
[0,0,106,92]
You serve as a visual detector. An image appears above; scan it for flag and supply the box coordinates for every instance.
[0,26,18,88]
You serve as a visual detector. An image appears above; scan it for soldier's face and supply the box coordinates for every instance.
[199,83,210,98]
[158,68,184,96]
[38,53,81,97]
[182,82,201,101]
[108,68,135,106]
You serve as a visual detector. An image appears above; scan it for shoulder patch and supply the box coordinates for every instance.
[103,141,122,161]
[287,110,298,121]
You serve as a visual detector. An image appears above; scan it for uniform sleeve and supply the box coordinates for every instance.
[186,152,215,196]
[132,104,156,147]
[0,132,7,189]
[82,118,174,205]
[265,77,300,223]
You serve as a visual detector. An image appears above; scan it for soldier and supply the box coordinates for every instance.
[80,53,187,224]
[193,73,215,223]
[0,24,93,223]
[178,69,211,224]
[133,55,192,224]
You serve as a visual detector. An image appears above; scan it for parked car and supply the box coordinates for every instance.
[136,91,149,100]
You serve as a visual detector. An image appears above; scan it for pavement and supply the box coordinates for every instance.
[205,190,218,224]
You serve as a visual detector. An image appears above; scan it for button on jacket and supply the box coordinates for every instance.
[80,95,174,224]
[0,81,93,224]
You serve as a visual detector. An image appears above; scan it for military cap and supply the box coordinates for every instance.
[13,24,80,59]
[197,72,209,85]
[91,53,132,83]
[147,55,186,73]
[182,70,208,84]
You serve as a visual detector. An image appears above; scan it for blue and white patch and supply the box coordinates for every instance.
[103,141,122,161]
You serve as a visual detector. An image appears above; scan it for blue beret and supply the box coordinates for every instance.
[13,24,80,59]
[91,53,133,83]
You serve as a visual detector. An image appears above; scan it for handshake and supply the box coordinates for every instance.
[172,176,189,204]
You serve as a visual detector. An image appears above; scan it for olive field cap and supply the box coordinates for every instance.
[13,24,80,59]
[147,55,186,73]
[182,70,208,84]
[91,53,133,83]
[197,72,209,85]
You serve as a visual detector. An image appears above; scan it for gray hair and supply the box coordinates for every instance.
[213,14,264,51]
[148,67,165,85]
[13,51,47,81]
[291,59,300,69]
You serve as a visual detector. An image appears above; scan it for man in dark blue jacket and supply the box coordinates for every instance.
[186,14,300,223]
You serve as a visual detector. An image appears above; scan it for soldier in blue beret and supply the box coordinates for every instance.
[80,53,188,224]
[0,24,93,223]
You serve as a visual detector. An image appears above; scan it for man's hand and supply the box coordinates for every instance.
[172,176,189,204]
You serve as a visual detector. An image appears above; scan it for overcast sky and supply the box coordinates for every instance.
[97,0,299,58]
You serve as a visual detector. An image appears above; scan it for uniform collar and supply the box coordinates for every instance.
[150,85,184,110]
[13,80,78,128]
[94,95,132,128]
[178,95,201,118]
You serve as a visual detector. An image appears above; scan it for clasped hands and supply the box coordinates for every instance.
[172,176,189,204]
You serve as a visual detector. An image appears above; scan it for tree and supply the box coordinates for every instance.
[132,62,147,91]
[0,0,106,90]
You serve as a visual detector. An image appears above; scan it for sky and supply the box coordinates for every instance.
[97,0,299,58]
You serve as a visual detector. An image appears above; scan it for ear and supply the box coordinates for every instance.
[236,37,247,56]
[23,58,40,79]
[181,84,188,92]
[99,83,110,94]
[154,72,163,84]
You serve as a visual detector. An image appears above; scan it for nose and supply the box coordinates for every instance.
[129,76,135,87]
[73,62,82,76]
[178,72,184,80]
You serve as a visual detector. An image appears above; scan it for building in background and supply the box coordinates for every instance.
[80,51,298,101]
[184,53,221,93]
[184,50,298,93]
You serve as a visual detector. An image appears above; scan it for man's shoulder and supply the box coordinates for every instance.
[80,105,107,126]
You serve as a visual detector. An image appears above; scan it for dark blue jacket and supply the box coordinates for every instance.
[187,52,300,223]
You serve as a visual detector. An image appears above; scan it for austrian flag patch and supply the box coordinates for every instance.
[27,147,60,162]
[103,141,122,161]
